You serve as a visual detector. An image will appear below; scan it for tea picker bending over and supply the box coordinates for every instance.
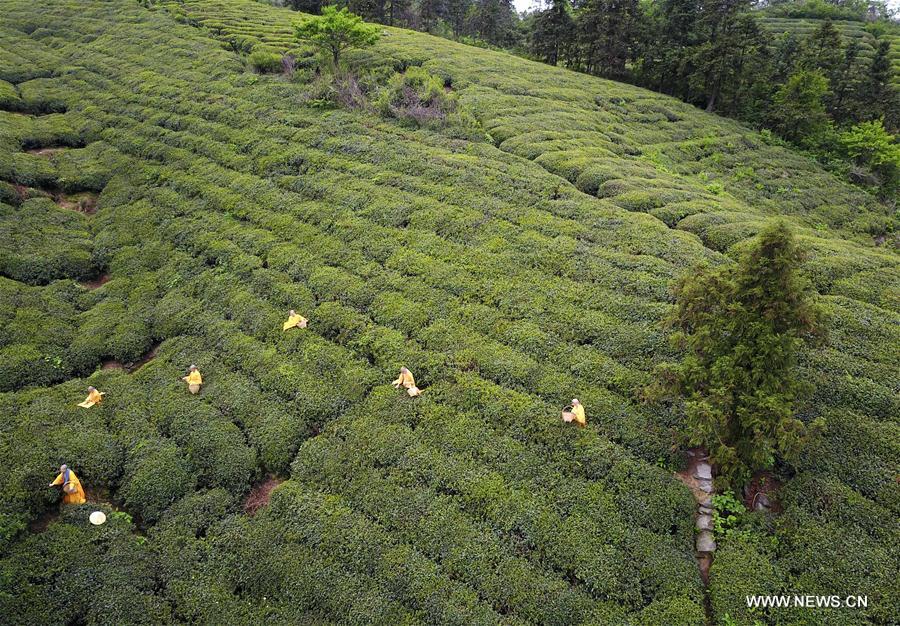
[78,386,104,408]
[283,309,308,331]
[183,364,203,394]
[562,398,586,427]
[392,366,421,397]
[48,464,86,505]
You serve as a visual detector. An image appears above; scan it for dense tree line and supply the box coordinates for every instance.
[273,0,899,194]
[281,0,521,45]
[528,0,899,193]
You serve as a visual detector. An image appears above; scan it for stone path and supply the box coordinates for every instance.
[674,448,716,584]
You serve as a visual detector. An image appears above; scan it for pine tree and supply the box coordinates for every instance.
[770,70,831,147]
[771,31,800,84]
[530,0,575,66]
[418,0,445,30]
[800,19,843,82]
[639,0,702,97]
[862,38,898,130]
[650,222,823,487]
[469,0,518,46]
[574,0,641,79]
[689,8,770,114]
[830,39,863,124]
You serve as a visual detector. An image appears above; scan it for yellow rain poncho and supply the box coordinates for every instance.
[392,367,421,397]
[392,368,416,389]
[78,388,104,408]
[572,402,586,427]
[283,312,308,331]
[183,368,202,394]
[50,468,86,505]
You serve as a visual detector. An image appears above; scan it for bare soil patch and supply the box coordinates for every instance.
[244,476,284,515]
[98,342,161,374]
[55,191,98,214]
[28,509,59,534]
[744,470,782,513]
[26,146,67,157]
[12,183,98,214]
[80,272,110,289]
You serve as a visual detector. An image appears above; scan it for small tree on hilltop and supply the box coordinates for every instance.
[648,222,824,487]
[294,6,380,72]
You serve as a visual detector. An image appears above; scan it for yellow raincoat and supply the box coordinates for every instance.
[572,403,586,427]
[283,313,308,331]
[78,388,104,408]
[184,370,202,386]
[51,469,86,505]
[392,368,416,389]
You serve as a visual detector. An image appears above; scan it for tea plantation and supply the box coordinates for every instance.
[0,0,897,624]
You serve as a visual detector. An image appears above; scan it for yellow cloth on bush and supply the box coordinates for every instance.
[572,404,586,426]
[78,389,104,408]
[51,470,86,505]
[283,314,307,331]
[184,371,202,386]
[393,370,416,389]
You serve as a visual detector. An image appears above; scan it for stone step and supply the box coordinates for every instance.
[696,514,713,531]
[693,463,712,480]
[697,530,717,553]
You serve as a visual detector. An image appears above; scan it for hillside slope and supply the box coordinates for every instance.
[0,0,897,624]
[756,15,900,87]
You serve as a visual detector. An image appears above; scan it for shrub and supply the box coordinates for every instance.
[709,535,783,625]
[119,439,197,524]
[376,67,456,127]
[0,344,69,391]
[248,50,283,74]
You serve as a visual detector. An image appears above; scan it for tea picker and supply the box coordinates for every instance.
[562,398,586,427]
[392,366,421,397]
[182,364,203,394]
[48,464,86,505]
[283,309,308,331]
[78,386,105,408]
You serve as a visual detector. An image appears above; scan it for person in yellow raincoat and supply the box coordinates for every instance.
[183,364,202,394]
[283,309,308,331]
[562,398,586,427]
[78,386,104,408]
[392,366,421,397]
[48,464,87,505]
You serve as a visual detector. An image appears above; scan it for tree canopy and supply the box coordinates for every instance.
[651,222,824,486]
[295,6,380,70]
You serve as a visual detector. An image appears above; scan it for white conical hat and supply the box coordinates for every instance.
[89,511,107,525]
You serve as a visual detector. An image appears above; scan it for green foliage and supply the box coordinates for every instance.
[839,119,900,195]
[650,222,824,486]
[709,535,783,626]
[376,66,453,123]
[711,490,755,541]
[0,199,94,286]
[770,70,833,147]
[248,49,283,74]
[119,439,197,524]
[294,6,380,70]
